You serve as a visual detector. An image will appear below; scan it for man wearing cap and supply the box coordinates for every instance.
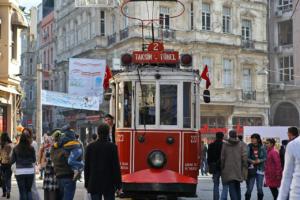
[104,114,116,143]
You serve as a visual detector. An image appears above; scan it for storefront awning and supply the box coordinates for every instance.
[11,10,28,28]
[0,85,20,95]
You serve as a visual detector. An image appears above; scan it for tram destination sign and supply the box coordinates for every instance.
[132,51,179,64]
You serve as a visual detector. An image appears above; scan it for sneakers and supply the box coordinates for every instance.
[73,170,82,181]
[7,193,10,199]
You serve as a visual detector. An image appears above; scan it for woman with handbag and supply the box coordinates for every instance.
[0,133,13,199]
[245,133,267,200]
[265,138,282,200]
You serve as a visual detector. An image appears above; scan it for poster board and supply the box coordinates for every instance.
[243,126,289,144]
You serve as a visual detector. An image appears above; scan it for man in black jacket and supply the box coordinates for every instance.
[207,132,228,200]
[84,123,122,200]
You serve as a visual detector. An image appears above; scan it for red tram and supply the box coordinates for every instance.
[108,43,201,199]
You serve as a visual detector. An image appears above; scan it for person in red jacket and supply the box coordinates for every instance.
[264,138,282,200]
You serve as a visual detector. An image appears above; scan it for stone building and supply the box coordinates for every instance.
[269,0,300,126]
[0,0,27,136]
[53,0,269,140]
[20,7,38,130]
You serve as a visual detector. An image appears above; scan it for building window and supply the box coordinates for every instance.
[242,69,252,91]
[190,2,194,30]
[29,58,33,75]
[160,7,170,29]
[242,20,252,40]
[51,80,54,91]
[202,3,211,31]
[64,72,67,92]
[44,80,49,90]
[100,11,105,36]
[223,7,231,33]
[124,6,129,28]
[43,51,46,68]
[11,25,17,60]
[29,86,33,101]
[112,15,116,33]
[278,20,293,46]
[223,59,233,88]
[232,117,263,128]
[278,0,293,12]
[279,55,294,82]
[50,48,53,64]
[201,116,226,128]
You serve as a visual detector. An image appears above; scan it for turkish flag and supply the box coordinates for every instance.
[200,65,211,89]
[103,65,112,90]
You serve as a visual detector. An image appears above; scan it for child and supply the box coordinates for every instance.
[59,126,84,181]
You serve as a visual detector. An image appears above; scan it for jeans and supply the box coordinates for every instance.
[15,174,34,200]
[68,148,84,171]
[57,178,76,200]
[228,180,241,200]
[1,165,12,194]
[212,171,229,200]
[245,173,264,196]
[32,173,41,200]
[201,158,208,175]
[91,193,115,200]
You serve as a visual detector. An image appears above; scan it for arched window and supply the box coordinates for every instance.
[274,102,300,126]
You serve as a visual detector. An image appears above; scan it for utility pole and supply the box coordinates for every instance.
[36,63,42,146]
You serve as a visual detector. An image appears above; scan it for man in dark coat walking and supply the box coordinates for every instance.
[208,132,228,200]
[84,123,122,200]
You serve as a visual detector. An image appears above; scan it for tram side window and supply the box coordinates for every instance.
[124,82,132,128]
[139,84,156,125]
[160,85,177,125]
[183,82,191,128]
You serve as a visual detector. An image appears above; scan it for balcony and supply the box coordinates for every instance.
[160,29,176,40]
[119,28,129,40]
[108,33,117,46]
[241,39,255,49]
[242,90,256,101]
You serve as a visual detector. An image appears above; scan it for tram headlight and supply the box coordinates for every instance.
[147,150,167,169]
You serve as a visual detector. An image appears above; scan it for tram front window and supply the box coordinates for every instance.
[124,82,132,128]
[160,85,177,125]
[139,84,156,125]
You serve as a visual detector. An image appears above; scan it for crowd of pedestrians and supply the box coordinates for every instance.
[207,126,300,200]
[0,114,121,200]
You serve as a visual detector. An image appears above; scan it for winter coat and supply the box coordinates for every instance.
[84,140,122,194]
[265,147,282,188]
[50,144,74,179]
[221,138,248,184]
[207,140,223,173]
[278,137,300,200]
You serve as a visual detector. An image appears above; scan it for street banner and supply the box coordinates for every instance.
[42,90,100,111]
[69,58,106,97]
[243,126,289,144]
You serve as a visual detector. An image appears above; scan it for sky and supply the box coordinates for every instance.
[19,0,42,11]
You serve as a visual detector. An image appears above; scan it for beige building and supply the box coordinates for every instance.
[269,0,300,126]
[0,0,27,136]
[53,0,269,139]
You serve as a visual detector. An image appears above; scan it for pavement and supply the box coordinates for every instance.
[6,175,273,200]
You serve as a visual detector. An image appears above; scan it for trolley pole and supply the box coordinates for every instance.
[36,63,43,146]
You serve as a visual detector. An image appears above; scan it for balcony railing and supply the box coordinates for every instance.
[242,90,256,101]
[160,29,176,40]
[241,39,255,49]
[108,33,117,46]
[119,28,129,40]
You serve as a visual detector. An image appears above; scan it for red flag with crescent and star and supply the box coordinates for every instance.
[103,65,112,90]
[200,65,211,89]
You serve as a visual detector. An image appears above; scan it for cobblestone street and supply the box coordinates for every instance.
[7,176,273,200]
